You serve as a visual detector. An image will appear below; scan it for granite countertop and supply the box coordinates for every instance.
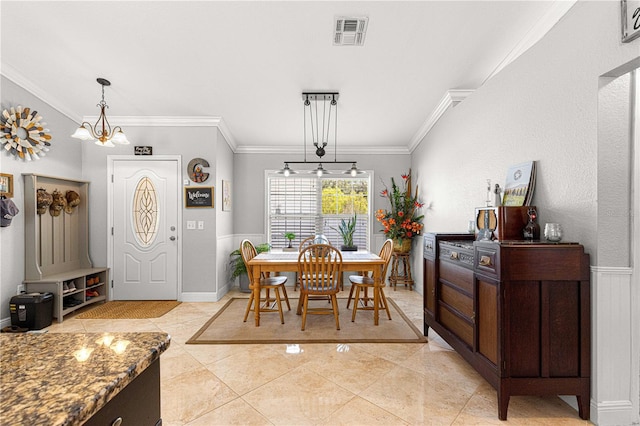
[0,332,170,426]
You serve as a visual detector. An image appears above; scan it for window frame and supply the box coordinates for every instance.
[264,170,373,250]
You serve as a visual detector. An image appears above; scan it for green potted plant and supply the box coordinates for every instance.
[332,214,358,251]
[228,243,270,292]
[283,232,297,251]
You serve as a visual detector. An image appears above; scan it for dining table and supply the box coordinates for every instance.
[247,249,386,327]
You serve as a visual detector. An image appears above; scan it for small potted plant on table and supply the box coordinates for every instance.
[283,232,297,252]
[332,214,358,251]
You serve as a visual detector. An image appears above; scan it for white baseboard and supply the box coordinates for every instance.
[590,400,635,426]
[0,317,11,329]
[180,292,219,302]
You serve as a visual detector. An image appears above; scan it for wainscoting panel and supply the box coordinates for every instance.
[590,265,636,425]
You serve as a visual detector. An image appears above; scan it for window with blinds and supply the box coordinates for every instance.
[267,174,370,249]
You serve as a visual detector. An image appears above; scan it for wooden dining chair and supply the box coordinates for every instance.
[297,244,343,331]
[294,235,333,291]
[240,239,291,324]
[348,239,394,322]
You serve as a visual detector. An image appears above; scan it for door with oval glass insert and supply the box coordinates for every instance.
[112,159,179,300]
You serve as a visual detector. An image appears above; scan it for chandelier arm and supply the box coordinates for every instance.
[78,121,100,140]
[93,104,113,141]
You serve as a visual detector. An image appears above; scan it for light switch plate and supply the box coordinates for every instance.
[197,221,204,230]
[187,221,196,230]
[184,179,190,185]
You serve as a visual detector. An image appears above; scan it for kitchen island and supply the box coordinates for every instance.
[0,332,170,425]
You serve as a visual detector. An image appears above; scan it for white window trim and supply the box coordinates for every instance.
[264,169,374,250]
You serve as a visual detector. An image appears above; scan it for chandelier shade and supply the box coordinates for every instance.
[281,91,360,176]
[71,78,130,147]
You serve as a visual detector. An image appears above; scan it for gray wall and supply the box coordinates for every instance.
[0,76,83,319]
[81,125,221,295]
[232,152,412,238]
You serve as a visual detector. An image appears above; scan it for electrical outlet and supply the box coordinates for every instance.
[184,179,190,186]
[197,221,204,230]
[186,221,196,230]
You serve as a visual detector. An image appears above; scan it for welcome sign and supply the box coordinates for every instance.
[185,187,214,208]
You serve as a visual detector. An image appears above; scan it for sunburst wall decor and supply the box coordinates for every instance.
[1,106,52,160]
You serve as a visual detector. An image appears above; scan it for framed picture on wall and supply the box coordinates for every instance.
[185,186,214,208]
[222,180,232,211]
[0,173,13,198]
[622,0,640,43]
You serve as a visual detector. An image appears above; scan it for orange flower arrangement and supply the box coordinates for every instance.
[376,171,424,242]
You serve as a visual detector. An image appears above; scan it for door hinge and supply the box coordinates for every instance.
[111,174,114,183]
[111,280,114,288]
[111,227,114,235]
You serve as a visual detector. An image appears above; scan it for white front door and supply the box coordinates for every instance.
[111,158,180,300]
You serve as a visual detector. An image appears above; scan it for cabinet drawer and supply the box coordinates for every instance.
[439,261,473,295]
[439,304,473,347]
[475,244,498,278]
[440,283,473,318]
[423,235,436,260]
[439,243,474,269]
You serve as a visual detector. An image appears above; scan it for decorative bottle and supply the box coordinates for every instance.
[523,207,540,241]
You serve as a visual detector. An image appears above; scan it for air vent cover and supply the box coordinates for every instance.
[334,16,368,46]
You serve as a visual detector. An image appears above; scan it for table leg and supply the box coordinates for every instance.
[253,265,261,326]
[373,266,380,325]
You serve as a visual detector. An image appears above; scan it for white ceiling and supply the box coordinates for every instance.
[1,1,571,154]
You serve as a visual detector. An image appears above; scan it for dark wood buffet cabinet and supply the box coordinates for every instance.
[423,232,591,421]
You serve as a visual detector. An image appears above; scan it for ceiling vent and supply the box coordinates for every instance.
[334,17,368,46]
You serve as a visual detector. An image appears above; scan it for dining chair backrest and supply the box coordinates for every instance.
[299,235,332,251]
[240,239,258,283]
[298,244,342,294]
[379,239,394,280]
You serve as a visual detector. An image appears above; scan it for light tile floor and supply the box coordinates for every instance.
[47,287,591,425]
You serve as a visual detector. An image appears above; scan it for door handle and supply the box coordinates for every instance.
[169,236,176,241]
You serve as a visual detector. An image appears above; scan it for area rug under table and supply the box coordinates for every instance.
[75,300,181,319]
[187,297,427,344]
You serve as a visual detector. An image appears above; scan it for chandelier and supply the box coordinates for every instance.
[280,92,361,177]
[71,78,130,147]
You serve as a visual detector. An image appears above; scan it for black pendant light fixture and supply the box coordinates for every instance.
[280,92,362,176]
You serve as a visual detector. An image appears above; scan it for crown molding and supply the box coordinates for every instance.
[1,63,82,123]
[409,1,575,152]
[235,145,410,155]
[484,0,577,83]
[82,115,238,151]
[408,89,474,153]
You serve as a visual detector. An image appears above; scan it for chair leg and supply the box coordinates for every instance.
[296,294,304,315]
[352,285,361,322]
[331,294,340,330]
[379,287,392,320]
[280,284,291,310]
[274,290,284,324]
[301,294,309,331]
[243,292,255,322]
[346,281,356,309]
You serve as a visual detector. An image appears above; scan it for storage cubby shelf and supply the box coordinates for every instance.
[22,174,109,323]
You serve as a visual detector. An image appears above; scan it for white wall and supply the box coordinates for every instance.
[0,76,83,323]
[411,2,639,424]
